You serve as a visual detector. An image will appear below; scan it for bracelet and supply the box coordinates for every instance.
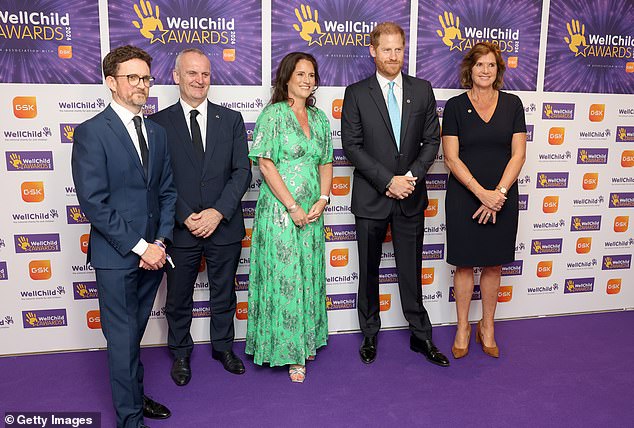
[153,240,166,249]
[287,203,299,213]
[319,195,330,204]
[386,177,394,190]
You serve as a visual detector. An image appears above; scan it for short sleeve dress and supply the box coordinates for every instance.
[442,91,526,266]
[245,102,333,366]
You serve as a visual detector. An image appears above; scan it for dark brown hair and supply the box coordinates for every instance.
[459,42,506,89]
[271,52,319,107]
[370,22,405,48]
[102,45,152,78]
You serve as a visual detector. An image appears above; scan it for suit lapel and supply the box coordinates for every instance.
[169,102,202,170]
[368,76,398,147]
[400,74,412,146]
[104,106,145,179]
[203,101,219,173]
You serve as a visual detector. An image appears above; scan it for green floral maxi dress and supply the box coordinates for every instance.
[245,102,333,366]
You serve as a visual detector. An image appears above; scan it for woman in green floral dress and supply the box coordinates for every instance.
[245,52,333,382]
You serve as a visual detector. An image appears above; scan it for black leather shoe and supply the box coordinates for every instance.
[143,395,171,420]
[170,356,191,386]
[359,335,377,364]
[410,336,450,367]
[212,349,245,374]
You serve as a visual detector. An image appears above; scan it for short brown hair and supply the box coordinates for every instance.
[459,42,506,89]
[370,22,405,48]
[102,45,152,78]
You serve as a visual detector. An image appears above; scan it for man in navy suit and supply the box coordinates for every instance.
[71,45,176,427]
[341,23,449,367]
[149,48,251,385]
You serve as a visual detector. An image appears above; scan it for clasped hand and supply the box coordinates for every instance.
[185,208,223,239]
[291,199,327,228]
[473,189,507,224]
[385,175,418,199]
[139,243,166,270]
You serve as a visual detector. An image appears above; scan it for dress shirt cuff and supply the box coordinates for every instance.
[132,239,149,256]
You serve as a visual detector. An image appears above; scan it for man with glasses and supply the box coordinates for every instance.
[71,45,176,428]
[150,48,251,385]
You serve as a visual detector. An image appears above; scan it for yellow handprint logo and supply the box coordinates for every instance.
[324,226,334,241]
[18,236,30,251]
[539,174,548,187]
[579,150,588,162]
[611,194,619,206]
[533,241,542,253]
[326,296,332,309]
[63,125,75,142]
[25,312,38,326]
[9,153,23,169]
[544,104,554,118]
[604,257,612,268]
[564,19,587,56]
[132,0,167,44]
[573,217,582,230]
[293,4,323,45]
[77,283,88,297]
[69,207,86,222]
[436,11,464,50]
[566,280,575,291]
[618,127,627,140]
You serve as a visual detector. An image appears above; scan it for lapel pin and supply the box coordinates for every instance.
[467,109,472,113]
[406,99,411,103]
[215,115,220,119]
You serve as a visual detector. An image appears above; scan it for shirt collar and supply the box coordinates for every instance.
[180,98,208,119]
[375,72,403,90]
[110,101,142,127]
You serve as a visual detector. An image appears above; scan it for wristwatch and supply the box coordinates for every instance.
[496,185,508,195]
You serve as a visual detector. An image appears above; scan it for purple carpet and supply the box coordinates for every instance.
[2,311,633,427]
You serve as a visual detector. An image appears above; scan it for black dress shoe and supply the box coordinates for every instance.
[170,356,191,386]
[359,335,377,364]
[212,349,245,374]
[410,336,450,367]
[143,395,171,420]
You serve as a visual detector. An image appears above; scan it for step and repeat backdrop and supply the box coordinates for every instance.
[0,0,632,355]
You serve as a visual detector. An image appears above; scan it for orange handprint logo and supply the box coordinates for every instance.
[17,236,30,251]
[436,11,464,50]
[132,0,167,44]
[25,312,38,326]
[293,4,323,45]
[564,19,587,56]
[9,153,23,169]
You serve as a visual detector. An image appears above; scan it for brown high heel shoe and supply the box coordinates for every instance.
[451,324,472,359]
[476,320,500,358]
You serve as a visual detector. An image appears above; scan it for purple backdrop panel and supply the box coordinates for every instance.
[544,0,634,94]
[417,0,542,90]
[0,0,101,84]
[271,0,411,87]
[108,0,261,85]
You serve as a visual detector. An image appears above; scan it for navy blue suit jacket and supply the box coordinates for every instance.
[71,105,177,269]
[149,100,251,246]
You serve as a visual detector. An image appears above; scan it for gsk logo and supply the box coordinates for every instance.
[80,234,89,254]
[422,267,434,285]
[29,260,51,280]
[588,104,605,122]
[330,248,348,267]
[576,237,592,254]
[542,196,559,213]
[87,310,101,329]
[424,199,438,217]
[223,49,236,62]
[21,181,45,202]
[331,176,350,196]
[627,62,634,73]
[13,96,37,119]
[606,278,621,295]
[58,45,72,59]
[236,302,248,320]
[548,127,565,145]
[582,172,598,190]
[621,150,634,167]
[332,99,343,119]
[241,228,252,248]
[614,216,629,232]
[536,261,553,278]
[497,285,513,302]
[379,294,391,312]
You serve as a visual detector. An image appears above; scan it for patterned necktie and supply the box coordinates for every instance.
[190,109,204,160]
[387,81,401,150]
[132,116,148,176]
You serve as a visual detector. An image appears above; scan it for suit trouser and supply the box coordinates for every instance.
[96,267,162,428]
[355,204,432,340]
[165,240,241,358]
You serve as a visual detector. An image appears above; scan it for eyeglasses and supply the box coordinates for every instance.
[113,74,155,87]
